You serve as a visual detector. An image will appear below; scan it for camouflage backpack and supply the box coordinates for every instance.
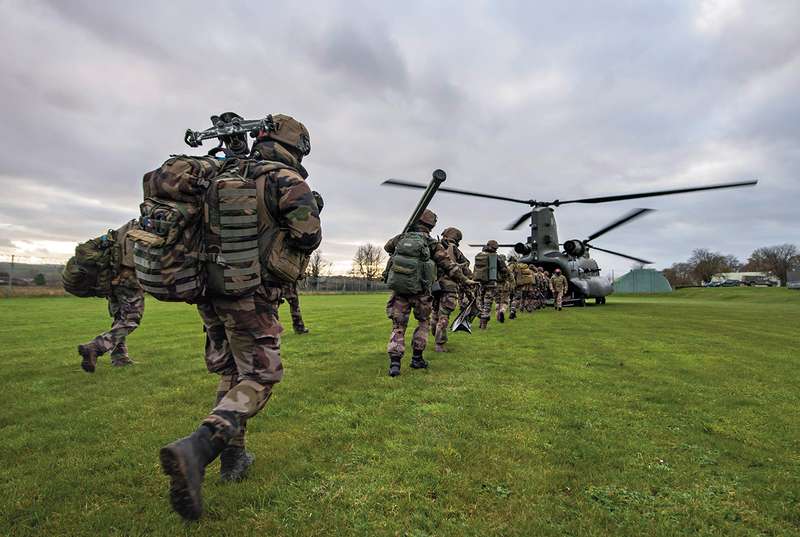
[62,231,119,297]
[473,252,498,283]
[518,264,535,285]
[129,156,295,302]
[386,232,436,295]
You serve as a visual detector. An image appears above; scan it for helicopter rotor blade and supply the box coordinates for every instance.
[467,243,518,247]
[382,179,533,205]
[585,208,654,242]
[588,245,652,265]
[553,180,758,206]
[506,211,534,230]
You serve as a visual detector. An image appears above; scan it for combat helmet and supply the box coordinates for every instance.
[485,240,499,252]
[257,114,311,157]
[418,209,437,229]
[442,227,462,243]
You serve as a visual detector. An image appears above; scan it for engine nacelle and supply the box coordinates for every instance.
[563,239,586,257]
[514,242,532,255]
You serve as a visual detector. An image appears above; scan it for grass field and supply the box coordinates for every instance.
[1,288,799,536]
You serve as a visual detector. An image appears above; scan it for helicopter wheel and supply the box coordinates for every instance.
[595,297,605,305]
[578,297,586,307]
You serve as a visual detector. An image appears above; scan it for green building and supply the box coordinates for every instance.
[614,268,672,294]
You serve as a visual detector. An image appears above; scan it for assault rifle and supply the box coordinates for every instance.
[184,113,277,158]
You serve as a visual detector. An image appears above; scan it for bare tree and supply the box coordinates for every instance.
[352,243,386,290]
[308,250,332,291]
[688,248,741,284]
[662,262,696,288]
[742,244,800,286]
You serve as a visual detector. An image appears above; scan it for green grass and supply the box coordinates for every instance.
[1,288,799,536]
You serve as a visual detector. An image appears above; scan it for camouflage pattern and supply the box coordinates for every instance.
[496,261,514,320]
[196,285,283,449]
[386,293,434,357]
[551,273,568,309]
[280,280,305,331]
[84,284,145,360]
[431,291,459,345]
[254,114,311,157]
[384,221,469,360]
[479,285,500,322]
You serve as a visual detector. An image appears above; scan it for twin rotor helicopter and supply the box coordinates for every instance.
[383,177,757,305]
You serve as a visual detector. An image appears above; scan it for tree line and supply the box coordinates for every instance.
[663,244,800,287]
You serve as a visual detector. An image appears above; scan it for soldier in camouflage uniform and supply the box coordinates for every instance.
[78,220,144,372]
[384,210,472,376]
[159,115,322,521]
[550,268,569,311]
[430,227,472,352]
[475,240,510,329]
[280,280,308,334]
[496,254,515,322]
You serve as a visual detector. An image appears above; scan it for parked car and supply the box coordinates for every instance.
[719,279,746,287]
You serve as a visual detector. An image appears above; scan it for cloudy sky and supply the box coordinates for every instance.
[1,0,797,276]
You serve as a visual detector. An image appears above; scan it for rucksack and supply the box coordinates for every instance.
[474,252,498,283]
[62,232,117,297]
[386,232,436,295]
[518,264,535,285]
[130,156,297,303]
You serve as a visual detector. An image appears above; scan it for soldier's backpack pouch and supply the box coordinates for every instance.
[474,251,496,283]
[386,232,435,295]
[204,170,262,296]
[131,156,220,302]
[62,256,103,297]
[519,266,535,285]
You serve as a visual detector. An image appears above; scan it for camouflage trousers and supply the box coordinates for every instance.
[478,285,499,322]
[196,285,284,448]
[281,282,305,330]
[88,285,144,359]
[431,291,459,345]
[386,292,433,358]
[553,290,565,309]
[497,288,511,320]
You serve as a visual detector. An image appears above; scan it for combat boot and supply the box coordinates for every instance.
[479,318,488,330]
[77,343,100,373]
[159,412,239,520]
[388,355,401,377]
[497,311,505,323]
[219,447,255,482]
[111,356,134,367]
[435,343,447,353]
[410,351,428,369]
[293,325,309,334]
[509,311,516,320]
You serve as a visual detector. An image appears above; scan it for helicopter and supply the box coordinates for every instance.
[382,178,758,305]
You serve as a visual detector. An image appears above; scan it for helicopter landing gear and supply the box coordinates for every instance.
[578,297,586,307]
[595,297,606,305]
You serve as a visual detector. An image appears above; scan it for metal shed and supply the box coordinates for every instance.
[614,268,673,294]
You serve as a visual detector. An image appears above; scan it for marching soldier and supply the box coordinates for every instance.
[384,210,473,376]
[281,280,309,334]
[497,254,514,323]
[431,227,472,352]
[75,220,144,371]
[474,240,510,328]
[550,268,568,311]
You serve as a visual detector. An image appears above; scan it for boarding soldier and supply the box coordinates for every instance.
[550,268,568,311]
[384,210,473,376]
[76,220,144,372]
[496,254,515,323]
[474,240,510,328]
[430,227,473,352]
[533,266,546,309]
[280,280,308,334]
[159,114,321,521]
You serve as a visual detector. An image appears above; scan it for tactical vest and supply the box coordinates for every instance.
[386,232,437,295]
[474,251,498,283]
[129,155,299,303]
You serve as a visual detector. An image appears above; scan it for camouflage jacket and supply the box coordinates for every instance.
[550,274,568,292]
[385,226,469,287]
[112,220,141,290]
[437,238,473,292]
[246,142,322,281]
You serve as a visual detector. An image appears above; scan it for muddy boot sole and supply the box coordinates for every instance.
[159,445,203,521]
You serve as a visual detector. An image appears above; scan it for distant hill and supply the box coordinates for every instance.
[0,262,64,286]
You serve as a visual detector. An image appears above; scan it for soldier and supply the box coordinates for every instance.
[474,240,510,329]
[384,210,472,376]
[77,220,144,372]
[550,268,569,311]
[430,227,472,353]
[542,270,552,307]
[496,254,515,323]
[280,280,308,334]
[159,114,321,520]
[534,266,547,310]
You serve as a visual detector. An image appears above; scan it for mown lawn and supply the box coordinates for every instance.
[1,288,798,536]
